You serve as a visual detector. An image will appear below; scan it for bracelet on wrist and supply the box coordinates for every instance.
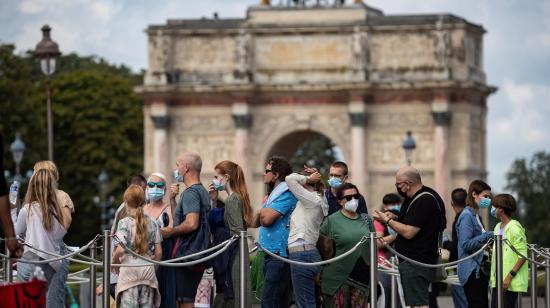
[386,218,393,226]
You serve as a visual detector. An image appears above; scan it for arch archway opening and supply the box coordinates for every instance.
[266,130,344,175]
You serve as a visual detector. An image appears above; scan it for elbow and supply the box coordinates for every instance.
[259,215,273,227]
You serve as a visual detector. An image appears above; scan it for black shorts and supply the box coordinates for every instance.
[176,267,205,302]
[398,260,435,306]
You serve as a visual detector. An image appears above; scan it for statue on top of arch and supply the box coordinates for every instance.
[261,0,364,7]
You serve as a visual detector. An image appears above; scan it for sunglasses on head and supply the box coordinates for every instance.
[148,181,165,188]
[341,194,360,201]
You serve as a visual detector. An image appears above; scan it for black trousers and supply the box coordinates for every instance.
[490,288,520,308]
[463,271,489,308]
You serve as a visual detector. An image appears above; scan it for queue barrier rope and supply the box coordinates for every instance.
[0,235,100,265]
[255,236,369,267]
[111,235,238,268]
[504,240,550,269]
[382,239,493,268]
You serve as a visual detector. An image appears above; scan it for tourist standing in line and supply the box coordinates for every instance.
[457,180,494,308]
[372,166,446,308]
[0,135,22,257]
[252,156,297,308]
[319,182,376,307]
[285,167,328,308]
[113,184,162,308]
[143,172,176,308]
[373,193,401,307]
[161,152,211,308]
[442,188,468,308]
[489,194,528,308]
[15,168,72,307]
[324,161,368,215]
[208,160,254,307]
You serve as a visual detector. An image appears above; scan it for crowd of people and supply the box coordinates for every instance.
[0,142,530,308]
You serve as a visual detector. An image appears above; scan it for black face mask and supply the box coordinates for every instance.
[396,186,407,198]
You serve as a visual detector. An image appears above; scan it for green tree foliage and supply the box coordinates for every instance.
[290,134,338,175]
[0,45,143,244]
[505,151,550,246]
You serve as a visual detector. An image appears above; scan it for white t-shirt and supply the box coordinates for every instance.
[15,202,67,271]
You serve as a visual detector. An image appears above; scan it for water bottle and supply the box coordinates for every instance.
[9,180,19,205]
[32,266,46,281]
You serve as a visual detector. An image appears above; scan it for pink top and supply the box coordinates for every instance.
[373,220,389,264]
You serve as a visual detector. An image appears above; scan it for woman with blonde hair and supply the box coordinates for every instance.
[113,184,162,308]
[15,168,71,307]
[33,160,74,223]
[209,160,253,307]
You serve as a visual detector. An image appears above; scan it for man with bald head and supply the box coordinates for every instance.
[373,166,446,308]
[162,152,211,308]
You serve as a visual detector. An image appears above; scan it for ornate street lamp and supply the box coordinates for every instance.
[34,25,61,161]
[94,170,115,231]
[402,131,416,166]
[10,133,25,179]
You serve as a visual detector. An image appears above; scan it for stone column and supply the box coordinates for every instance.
[348,98,367,196]
[150,103,170,176]
[232,102,252,183]
[432,98,452,228]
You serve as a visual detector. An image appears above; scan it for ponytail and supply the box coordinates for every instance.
[233,165,254,228]
[134,206,149,255]
[123,184,149,255]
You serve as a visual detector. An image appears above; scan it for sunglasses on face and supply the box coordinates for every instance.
[341,194,360,201]
[264,169,273,175]
[148,181,165,188]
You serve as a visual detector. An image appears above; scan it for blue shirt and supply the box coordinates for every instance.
[456,206,493,285]
[259,190,297,257]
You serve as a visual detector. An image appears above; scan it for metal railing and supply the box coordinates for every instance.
[2,230,550,308]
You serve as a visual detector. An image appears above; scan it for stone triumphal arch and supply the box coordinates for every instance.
[137,0,496,226]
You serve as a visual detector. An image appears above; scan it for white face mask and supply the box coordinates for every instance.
[344,199,359,212]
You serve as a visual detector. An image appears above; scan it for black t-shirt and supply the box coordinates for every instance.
[0,135,8,197]
[394,186,445,264]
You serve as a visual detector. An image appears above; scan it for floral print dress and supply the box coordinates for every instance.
[115,216,162,308]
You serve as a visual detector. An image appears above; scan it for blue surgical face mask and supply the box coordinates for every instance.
[479,197,491,209]
[389,205,401,212]
[147,187,165,202]
[173,169,183,182]
[328,177,343,188]
[490,206,498,218]
[213,178,225,191]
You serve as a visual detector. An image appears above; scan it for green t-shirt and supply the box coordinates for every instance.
[319,211,375,295]
[490,219,528,292]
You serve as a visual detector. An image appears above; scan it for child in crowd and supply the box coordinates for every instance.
[490,194,528,308]
[113,184,162,308]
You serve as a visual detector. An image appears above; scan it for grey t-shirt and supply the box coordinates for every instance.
[173,183,210,226]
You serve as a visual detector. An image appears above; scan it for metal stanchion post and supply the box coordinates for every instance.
[496,234,504,308]
[530,247,538,308]
[545,255,549,308]
[102,230,111,308]
[390,256,397,308]
[4,243,12,282]
[90,243,97,308]
[239,231,247,308]
[369,232,378,308]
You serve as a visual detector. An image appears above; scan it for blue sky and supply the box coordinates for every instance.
[2,0,549,192]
